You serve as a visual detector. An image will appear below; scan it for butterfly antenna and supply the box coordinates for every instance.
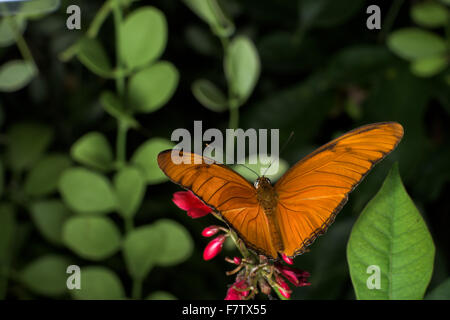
[205,144,260,179]
[261,131,294,177]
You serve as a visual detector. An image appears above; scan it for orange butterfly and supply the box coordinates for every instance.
[158,122,403,260]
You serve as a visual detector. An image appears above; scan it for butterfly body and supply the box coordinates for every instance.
[255,177,284,254]
[158,122,404,260]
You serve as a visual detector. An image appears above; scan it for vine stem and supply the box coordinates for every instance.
[378,0,405,42]
[5,12,37,73]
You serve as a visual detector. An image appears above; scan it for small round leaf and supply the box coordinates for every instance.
[120,6,168,69]
[411,2,448,28]
[70,132,114,171]
[59,168,117,214]
[76,37,113,78]
[20,255,71,297]
[63,216,121,261]
[128,61,179,113]
[24,154,72,197]
[131,138,174,184]
[114,166,146,218]
[192,79,228,112]
[224,36,260,105]
[387,28,447,60]
[30,200,72,246]
[71,266,125,300]
[0,60,36,92]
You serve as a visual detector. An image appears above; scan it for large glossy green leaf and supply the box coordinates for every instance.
[24,154,72,197]
[347,164,435,300]
[70,132,114,171]
[131,138,174,184]
[7,122,53,172]
[59,168,117,214]
[120,6,167,69]
[30,200,72,246]
[71,266,125,300]
[128,61,179,113]
[63,216,121,261]
[224,36,260,105]
[20,254,71,297]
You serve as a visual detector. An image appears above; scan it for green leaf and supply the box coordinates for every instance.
[123,225,163,280]
[19,0,60,18]
[7,122,53,172]
[425,278,450,300]
[0,60,36,92]
[120,6,167,69]
[0,16,27,48]
[387,28,447,60]
[24,154,72,197]
[63,216,121,261]
[0,203,15,299]
[30,200,72,246]
[182,0,234,37]
[128,61,179,113]
[100,91,139,129]
[347,164,435,300]
[131,138,174,184]
[76,37,113,78]
[146,291,177,300]
[59,168,117,214]
[411,2,448,28]
[411,55,448,77]
[71,266,125,300]
[20,254,71,297]
[224,36,260,105]
[114,166,146,219]
[70,132,114,171]
[153,219,194,267]
[192,79,228,112]
[232,155,289,182]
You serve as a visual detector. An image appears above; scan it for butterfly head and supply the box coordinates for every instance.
[254,176,272,189]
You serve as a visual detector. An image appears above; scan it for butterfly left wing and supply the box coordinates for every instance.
[158,150,279,258]
[274,122,404,258]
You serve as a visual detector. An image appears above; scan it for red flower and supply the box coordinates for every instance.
[203,234,227,260]
[172,191,212,218]
[225,280,249,300]
[275,263,311,287]
[201,225,221,237]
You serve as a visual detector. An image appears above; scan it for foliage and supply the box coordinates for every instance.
[0,0,448,300]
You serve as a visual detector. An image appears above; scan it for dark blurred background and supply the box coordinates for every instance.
[0,0,449,299]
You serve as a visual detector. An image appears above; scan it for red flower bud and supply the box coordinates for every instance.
[233,257,242,265]
[172,191,212,218]
[201,225,221,237]
[203,234,227,260]
[276,276,292,299]
[281,253,294,265]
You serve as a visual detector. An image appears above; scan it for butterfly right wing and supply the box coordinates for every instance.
[157,150,278,258]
